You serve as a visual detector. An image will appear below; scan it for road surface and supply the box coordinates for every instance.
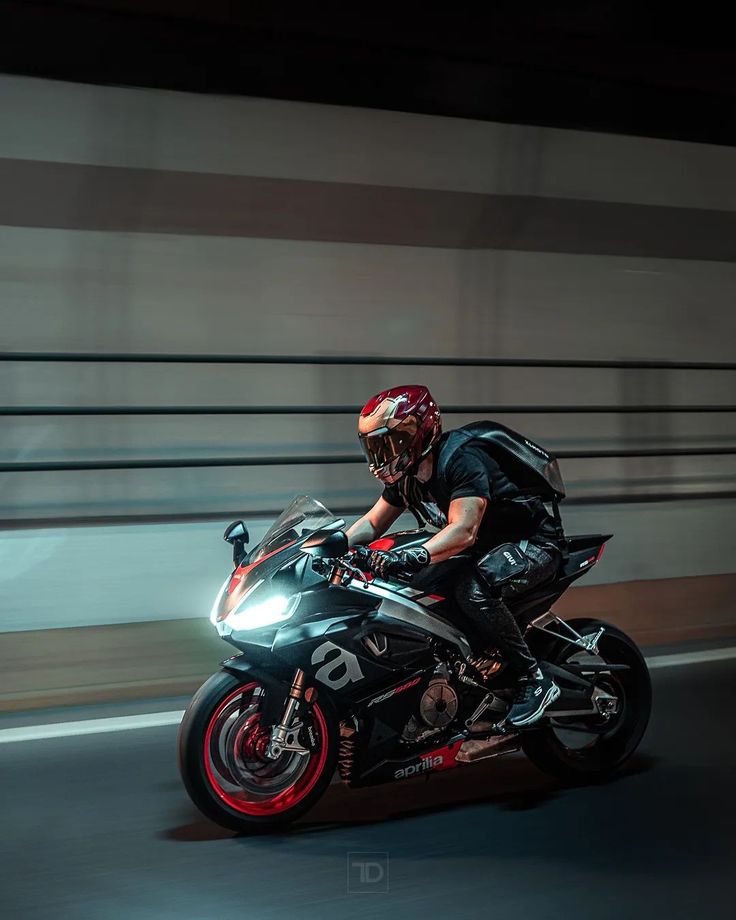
[1,657,734,919]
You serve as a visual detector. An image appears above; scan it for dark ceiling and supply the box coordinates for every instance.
[2,1,735,146]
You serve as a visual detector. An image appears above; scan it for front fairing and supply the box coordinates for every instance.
[210,497,444,702]
[213,495,343,626]
[214,540,307,624]
[212,495,357,647]
[223,581,380,657]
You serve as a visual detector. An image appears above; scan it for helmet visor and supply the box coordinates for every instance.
[358,426,414,471]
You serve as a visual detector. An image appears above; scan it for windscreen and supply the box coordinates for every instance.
[250,495,338,562]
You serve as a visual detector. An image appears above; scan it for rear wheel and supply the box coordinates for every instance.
[178,671,338,832]
[522,619,651,782]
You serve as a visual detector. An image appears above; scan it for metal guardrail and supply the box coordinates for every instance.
[2,487,736,531]
[1,352,734,475]
[1,404,735,416]
[2,352,736,370]
[1,446,735,474]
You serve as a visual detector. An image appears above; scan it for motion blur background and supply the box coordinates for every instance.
[2,4,735,710]
[2,5,736,920]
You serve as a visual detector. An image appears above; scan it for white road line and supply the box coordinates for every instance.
[0,710,185,744]
[0,646,735,744]
[644,646,736,669]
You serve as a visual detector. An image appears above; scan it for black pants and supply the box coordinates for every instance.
[454,541,561,675]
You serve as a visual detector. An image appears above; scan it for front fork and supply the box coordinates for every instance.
[266,668,311,759]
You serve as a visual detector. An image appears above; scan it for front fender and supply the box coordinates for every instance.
[222,656,294,726]
[220,655,291,690]
[219,655,331,726]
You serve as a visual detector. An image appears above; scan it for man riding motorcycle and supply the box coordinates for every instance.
[346,385,563,727]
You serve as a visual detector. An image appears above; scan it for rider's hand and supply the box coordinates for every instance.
[349,545,372,569]
[363,547,431,579]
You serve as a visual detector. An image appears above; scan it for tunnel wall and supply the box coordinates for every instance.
[1,74,736,522]
[1,75,734,707]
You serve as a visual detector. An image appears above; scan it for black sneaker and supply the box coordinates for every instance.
[506,668,560,727]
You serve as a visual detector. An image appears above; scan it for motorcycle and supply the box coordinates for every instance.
[178,495,651,832]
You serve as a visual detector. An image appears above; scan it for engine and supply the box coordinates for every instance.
[401,676,459,743]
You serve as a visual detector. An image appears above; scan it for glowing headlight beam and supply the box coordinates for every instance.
[210,577,264,625]
[226,594,299,631]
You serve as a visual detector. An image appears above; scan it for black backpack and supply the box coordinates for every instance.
[435,421,565,502]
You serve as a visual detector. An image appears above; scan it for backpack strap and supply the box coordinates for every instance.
[409,505,428,528]
[399,475,430,527]
[551,498,567,551]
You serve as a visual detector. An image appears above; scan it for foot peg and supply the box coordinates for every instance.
[456,733,520,764]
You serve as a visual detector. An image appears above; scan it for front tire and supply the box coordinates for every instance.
[177,671,339,833]
[522,619,652,782]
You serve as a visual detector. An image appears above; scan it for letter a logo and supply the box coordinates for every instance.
[311,641,364,689]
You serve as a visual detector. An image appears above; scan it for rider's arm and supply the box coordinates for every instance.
[346,497,403,547]
[422,496,487,563]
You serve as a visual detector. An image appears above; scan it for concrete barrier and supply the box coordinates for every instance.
[2,499,733,632]
[2,571,734,711]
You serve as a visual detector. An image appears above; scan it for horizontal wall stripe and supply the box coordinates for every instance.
[1,491,735,532]
[2,158,736,260]
[2,351,736,370]
[1,446,734,473]
[2,404,735,416]
[5,75,736,212]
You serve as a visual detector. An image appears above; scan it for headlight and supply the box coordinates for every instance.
[220,592,300,632]
[210,576,264,626]
[209,576,232,625]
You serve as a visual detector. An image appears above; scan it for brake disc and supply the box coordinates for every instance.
[223,710,309,797]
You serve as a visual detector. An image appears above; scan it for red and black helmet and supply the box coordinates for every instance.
[358,385,442,484]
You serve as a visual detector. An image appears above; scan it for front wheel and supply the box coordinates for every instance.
[177,671,339,833]
[522,619,652,782]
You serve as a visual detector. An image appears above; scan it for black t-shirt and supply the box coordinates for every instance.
[382,432,561,552]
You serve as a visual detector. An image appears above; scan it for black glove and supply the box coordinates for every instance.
[350,545,372,569]
[364,547,431,580]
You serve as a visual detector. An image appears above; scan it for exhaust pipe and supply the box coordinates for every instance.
[456,732,520,764]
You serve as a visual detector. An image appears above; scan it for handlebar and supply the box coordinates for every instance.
[346,546,372,570]
[335,548,372,584]
[332,546,416,587]
[311,547,373,586]
[313,545,417,587]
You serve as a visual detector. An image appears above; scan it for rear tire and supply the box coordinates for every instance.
[178,671,339,833]
[522,619,651,782]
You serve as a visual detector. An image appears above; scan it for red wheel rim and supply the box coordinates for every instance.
[203,682,329,816]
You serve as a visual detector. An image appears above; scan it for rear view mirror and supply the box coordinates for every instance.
[224,520,250,567]
[301,529,349,559]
